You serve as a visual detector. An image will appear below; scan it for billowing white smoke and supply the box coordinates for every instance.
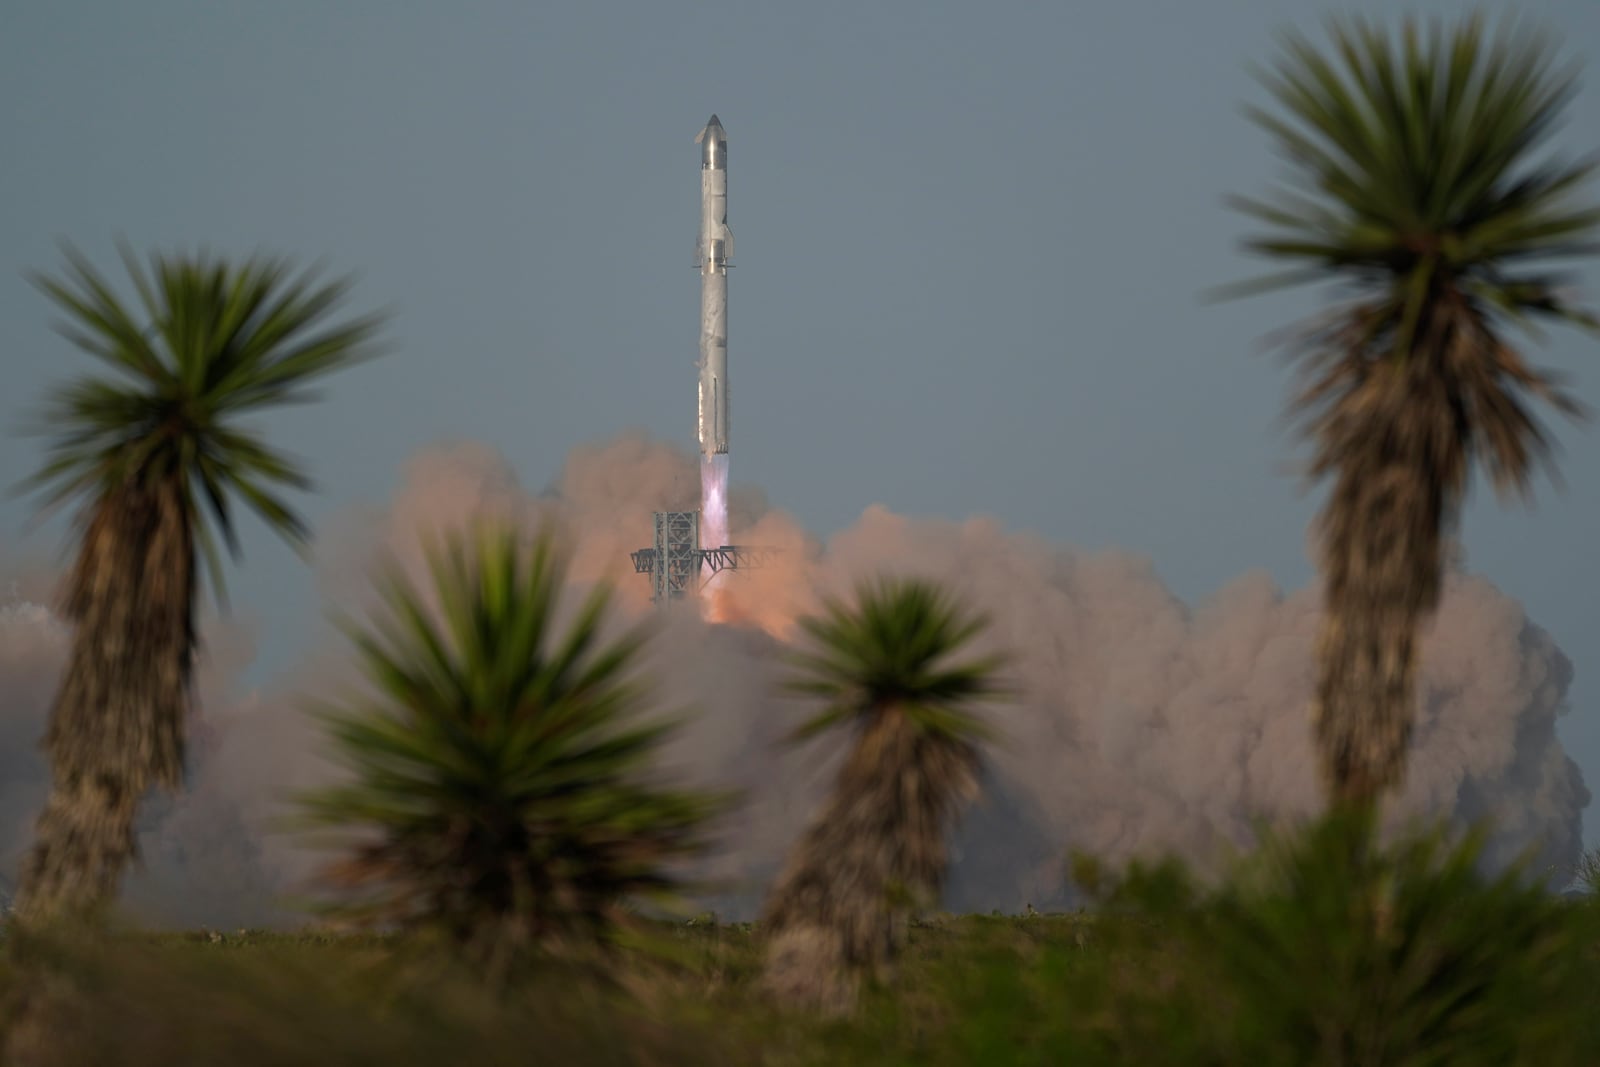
[818,510,1589,903]
[0,434,1588,925]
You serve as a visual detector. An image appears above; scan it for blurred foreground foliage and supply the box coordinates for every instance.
[293,523,729,979]
[1069,811,1600,1066]
[3,814,1598,1066]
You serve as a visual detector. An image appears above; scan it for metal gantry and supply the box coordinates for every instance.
[629,510,776,605]
[630,510,702,604]
[701,545,781,574]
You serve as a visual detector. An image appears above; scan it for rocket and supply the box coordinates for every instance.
[694,115,731,457]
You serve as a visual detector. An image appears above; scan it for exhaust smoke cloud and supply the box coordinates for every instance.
[0,434,1588,925]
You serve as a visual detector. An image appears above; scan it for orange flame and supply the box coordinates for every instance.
[701,577,801,641]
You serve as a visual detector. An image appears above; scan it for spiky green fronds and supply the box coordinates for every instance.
[785,577,1010,745]
[296,523,727,970]
[21,242,388,604]
[1224,13,1598,505]
[1227,12,1599,321]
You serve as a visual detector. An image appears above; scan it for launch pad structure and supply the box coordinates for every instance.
[630,510,778,604]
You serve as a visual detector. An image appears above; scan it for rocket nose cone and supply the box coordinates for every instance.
[695,114,727,155]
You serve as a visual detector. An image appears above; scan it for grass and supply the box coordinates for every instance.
[3,901,1596,1066]
[0,914,1094,1066]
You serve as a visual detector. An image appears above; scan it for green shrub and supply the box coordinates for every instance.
[294,522,730,977]
[1066,811,1600,1066]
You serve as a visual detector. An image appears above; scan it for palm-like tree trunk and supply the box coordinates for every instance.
[760,707,979,1013]
[1311,365,1453,810]
[16,482,194,922]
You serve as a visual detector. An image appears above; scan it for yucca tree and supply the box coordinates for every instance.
[295,523,725,975]
[14,244,386,922]
[1224,14,1600,810]
[760,577,1008,1013]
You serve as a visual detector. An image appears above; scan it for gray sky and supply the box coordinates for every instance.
[4,1,1599,837]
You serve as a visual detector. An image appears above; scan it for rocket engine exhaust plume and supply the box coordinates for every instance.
[701,454,730,551]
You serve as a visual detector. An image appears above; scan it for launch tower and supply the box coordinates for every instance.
[629,510,779,605]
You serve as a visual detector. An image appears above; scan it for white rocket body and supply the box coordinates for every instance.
[694,116,731,457]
